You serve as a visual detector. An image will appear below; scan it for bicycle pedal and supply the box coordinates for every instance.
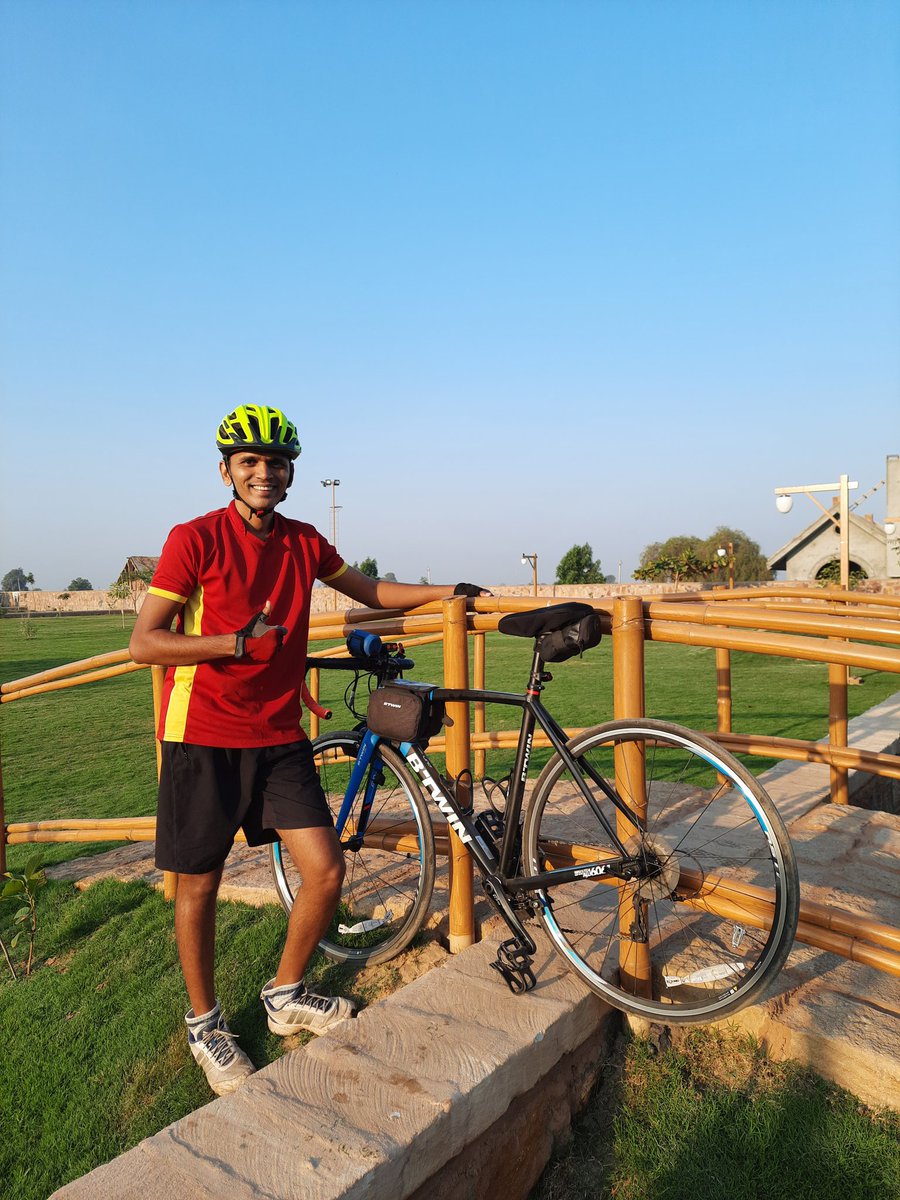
[490,937,537,995]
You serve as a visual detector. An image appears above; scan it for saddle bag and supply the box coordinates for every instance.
[537,612,602,663]
[366,681,446,743]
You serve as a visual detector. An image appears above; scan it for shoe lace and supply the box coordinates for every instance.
[202,1026,242,1067]
[295,989,333,1014]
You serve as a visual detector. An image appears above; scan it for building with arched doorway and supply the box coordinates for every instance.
[767,455,900,583]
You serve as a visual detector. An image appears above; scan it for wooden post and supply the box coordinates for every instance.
[612,596,650,998]
[309,665,321,741]
[473,631,486,781]
[151,665,178,901]
[829,659,849,804]
[442,595,475,952]
[0,727,6,875]
[715,647,732,735]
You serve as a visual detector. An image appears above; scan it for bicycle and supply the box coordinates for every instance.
[270,602,799,1023]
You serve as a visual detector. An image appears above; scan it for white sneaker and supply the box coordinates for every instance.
[261,979,356,1037]
[187,1006,256,1096]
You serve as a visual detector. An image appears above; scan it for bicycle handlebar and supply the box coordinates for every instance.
[306,631,414,681]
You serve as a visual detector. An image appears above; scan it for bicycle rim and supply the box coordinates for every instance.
[523,719,799,1023]
[269,732,435,965]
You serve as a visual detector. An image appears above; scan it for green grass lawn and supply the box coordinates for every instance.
[1,616,898,1197]
[532,1027,900,1200]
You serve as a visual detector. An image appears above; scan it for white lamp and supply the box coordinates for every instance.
[775,494,793,514]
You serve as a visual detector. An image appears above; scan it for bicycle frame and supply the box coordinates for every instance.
[341,642,645,904]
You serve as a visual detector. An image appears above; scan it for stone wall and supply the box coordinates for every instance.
[4,576,899,619]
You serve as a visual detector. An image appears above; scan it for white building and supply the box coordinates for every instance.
[767,455,900,582]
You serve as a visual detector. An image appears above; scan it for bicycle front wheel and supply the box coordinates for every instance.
[523,719,799,1023]
[269,731,436,966]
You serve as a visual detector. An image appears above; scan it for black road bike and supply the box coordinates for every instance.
[270,603,799,1023]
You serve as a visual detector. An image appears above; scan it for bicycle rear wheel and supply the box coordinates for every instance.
[523,719,799,1023]
[269,731,436,966]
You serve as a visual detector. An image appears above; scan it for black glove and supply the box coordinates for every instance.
[234,610,288,662]
[454,582,491,597]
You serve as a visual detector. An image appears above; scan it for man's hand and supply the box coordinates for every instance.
[234,604,288,662]
[453,582,492,598]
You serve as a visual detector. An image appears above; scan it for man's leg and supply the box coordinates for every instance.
[174,865,224,1017]
[273,824,344,985]
[261,825,355,1036]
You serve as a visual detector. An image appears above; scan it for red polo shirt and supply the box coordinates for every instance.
[149,502,346,747]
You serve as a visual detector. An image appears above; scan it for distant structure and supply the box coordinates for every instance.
[768,455,900,582]
[116,556,160,586]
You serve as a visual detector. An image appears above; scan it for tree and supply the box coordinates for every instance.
[67,577,93,591]
[555,543,604,585]
[2,568,34,591]
[637,536,702,571]
[637,528,772,584]
[697,527,771,583]
[383,571,397,582]
[354,557,379,579]
[815,559,868,589]
[634,549,718,585]
[107,579,133,627]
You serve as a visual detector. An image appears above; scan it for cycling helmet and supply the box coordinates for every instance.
[216,405,301,460]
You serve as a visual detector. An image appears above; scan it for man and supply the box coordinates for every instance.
[130,404,487,1095]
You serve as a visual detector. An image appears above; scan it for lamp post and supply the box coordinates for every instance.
[521,552,538,596]
[774,474,858,589]
[716,542,734,589]
[321,479,341,547]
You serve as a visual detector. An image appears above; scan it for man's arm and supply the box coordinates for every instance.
[129,593,238,665]
[333,567,488,610]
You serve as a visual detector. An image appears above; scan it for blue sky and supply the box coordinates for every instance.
[2,0,898,591]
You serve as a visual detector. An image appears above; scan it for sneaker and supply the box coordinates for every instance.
[260,978,356,1037]
[186,1004,256,1096]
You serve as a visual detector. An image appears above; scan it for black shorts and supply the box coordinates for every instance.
[155,739,332,875]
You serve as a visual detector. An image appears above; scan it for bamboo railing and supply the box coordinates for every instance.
[2,588,900,979]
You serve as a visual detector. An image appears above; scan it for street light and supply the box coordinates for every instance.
[521,552,538,596]
[321,478,341,547]
[774,474,858,590]
[716,542,734,589]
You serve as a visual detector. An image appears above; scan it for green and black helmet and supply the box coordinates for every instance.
[216,405,301,460]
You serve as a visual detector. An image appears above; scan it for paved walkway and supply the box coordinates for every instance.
[51,696,900,1199]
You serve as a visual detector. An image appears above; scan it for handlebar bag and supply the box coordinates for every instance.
[367,681,446,743]
[537,612,602,663]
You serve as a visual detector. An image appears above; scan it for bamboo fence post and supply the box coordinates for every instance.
[612,596,651,998]
[829,658,849,804]
[473,630,486,781]
[0,729,6,875]
[715,647,732,734]
[308,665,321,741]
[443,594,475,952]
[150,665,177,902]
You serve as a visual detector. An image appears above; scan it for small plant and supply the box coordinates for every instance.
[1,857,47,979]
[19,617,38,640]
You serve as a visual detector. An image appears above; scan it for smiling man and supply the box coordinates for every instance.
[130,404,487,1095]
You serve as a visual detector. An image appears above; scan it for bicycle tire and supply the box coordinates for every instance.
[522,719,799,1023]
[269,731,436,966]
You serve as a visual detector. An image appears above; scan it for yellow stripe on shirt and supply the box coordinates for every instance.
[149,585,190,604]
[162,585,204,742]
[320,562,348,584]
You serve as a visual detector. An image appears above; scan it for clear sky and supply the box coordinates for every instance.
[2,0,898,591]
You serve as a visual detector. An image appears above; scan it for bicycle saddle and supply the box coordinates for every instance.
[497,602,596,639]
